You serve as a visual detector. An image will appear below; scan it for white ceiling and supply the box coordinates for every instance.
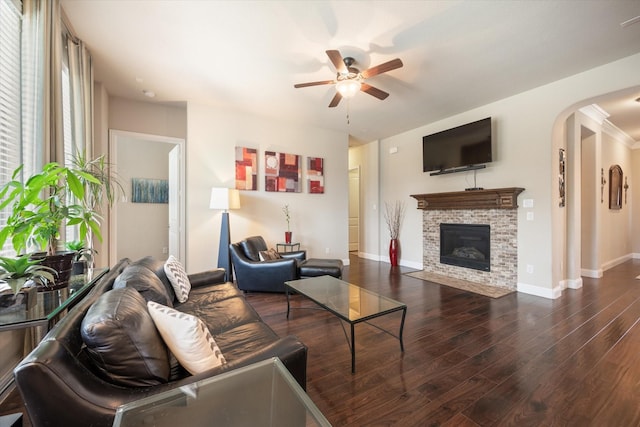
[61,0,640,143]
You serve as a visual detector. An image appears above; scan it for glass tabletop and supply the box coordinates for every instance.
[113,357,331,427]
[285,275,406,323]
[0,267,108,332]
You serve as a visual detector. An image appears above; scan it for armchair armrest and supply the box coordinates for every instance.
[280,250,306,262]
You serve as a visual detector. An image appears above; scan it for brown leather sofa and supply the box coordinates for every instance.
[13,256,307,427]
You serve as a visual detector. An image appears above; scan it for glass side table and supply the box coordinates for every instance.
[113,357,331,427]
[276,242,301,252]
[0,268,108,338]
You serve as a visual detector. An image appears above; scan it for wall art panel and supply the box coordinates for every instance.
[307,157,324,194]
[235,147,258,190]
[265,151,301,192]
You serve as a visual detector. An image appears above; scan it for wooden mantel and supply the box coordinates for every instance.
[410,187,525,210]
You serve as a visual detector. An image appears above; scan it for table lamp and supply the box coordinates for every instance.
[209,187,241,281]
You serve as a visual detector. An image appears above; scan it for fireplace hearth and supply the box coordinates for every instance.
[440,223,490,272]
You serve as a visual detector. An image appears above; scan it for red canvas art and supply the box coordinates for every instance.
[235,147,257,190]
[265,151,301,192]
[307,157,324,194]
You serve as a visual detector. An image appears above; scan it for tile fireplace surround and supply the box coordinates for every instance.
[411,188,524,291]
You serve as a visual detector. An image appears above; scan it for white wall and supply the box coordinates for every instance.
[368,52,640,298]
[186,103,349,273]
[600,129,632,267]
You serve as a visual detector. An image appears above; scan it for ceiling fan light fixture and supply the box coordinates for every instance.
[336,79,361,98]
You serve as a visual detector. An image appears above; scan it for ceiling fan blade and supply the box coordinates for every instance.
[361,58,403,79]
[294,80,335,88]
[328,92,342,108]
[361,83,389,100]
[326,50,347,74]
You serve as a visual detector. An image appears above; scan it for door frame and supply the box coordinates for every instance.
[108,129,186,264]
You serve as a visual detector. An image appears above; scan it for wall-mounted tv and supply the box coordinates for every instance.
[422,117,492,175]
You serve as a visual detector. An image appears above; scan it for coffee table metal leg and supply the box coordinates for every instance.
[399,307,407,352]
[351,323,356,373]
[286,288,291,319]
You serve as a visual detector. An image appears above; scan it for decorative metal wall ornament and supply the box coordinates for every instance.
[600,168,606,204]
[558,148,566,207]
[624,176,629,204]
[609,165,623,210]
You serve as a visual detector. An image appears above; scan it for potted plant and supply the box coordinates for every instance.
[66,240,97,275]
[384,201,405,267]
[0,152,120,289]
[0,254,58,307]
[282,204,292,244]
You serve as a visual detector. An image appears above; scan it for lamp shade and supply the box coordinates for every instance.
[209,187,241,210]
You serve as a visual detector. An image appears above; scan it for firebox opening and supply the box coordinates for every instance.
[440,223,490,272]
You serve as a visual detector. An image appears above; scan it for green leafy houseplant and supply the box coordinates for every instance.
[65,240,97,264]
[0,254,57,283]
[0,152,121,257]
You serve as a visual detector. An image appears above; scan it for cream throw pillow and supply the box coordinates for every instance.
[147,301,226,375]
[164,255,191,303]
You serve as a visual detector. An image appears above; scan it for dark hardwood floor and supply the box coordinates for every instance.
[247,254,640,426]
[2,254,639,426]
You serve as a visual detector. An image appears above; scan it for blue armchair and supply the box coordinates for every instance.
[230,236,306,292]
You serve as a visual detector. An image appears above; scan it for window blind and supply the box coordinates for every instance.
[0,0,22,256]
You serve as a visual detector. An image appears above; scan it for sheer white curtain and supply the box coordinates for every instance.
[21,0,64,168]
[21,0,94,247]
[66,35,94,158]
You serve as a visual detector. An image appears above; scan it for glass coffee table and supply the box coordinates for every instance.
[113,357,330,427]
[285,275,407,373]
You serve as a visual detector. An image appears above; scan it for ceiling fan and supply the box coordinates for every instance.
[294,50,403,108]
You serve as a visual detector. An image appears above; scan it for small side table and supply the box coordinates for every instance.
[277,242,301,253]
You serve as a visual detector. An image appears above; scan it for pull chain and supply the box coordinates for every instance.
[346,98,351,125]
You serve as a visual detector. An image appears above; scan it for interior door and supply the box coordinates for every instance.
[348,167,360,252]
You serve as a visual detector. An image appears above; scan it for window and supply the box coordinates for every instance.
[0,0,22,256]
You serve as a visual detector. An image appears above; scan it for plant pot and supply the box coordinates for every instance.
[285,231,292,244]
[389,238,399,267]
[31,251,75,291]
[72,260,87,275]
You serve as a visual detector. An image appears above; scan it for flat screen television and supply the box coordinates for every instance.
[422,117,492,174]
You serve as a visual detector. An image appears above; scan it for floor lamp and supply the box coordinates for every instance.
[210,188,241,282]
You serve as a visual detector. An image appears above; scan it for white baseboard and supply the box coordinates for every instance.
[358,252,381,261]
[602,253,633,271]
[517,282,562,299]
[581,268,603,278]
[566,277,583,289]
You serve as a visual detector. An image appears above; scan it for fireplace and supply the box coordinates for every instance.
[440,223,490,272]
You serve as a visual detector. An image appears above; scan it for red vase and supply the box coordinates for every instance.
[285,231,292,244]
[389,238,399,267]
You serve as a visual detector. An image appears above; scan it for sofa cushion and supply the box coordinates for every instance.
[240,236,268,261]
[130,256,176,302]
[113,264,173,307]
[259,248,281,261]
[147,301,226,375]
[81,287,170,387]
[163,255,191,303]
